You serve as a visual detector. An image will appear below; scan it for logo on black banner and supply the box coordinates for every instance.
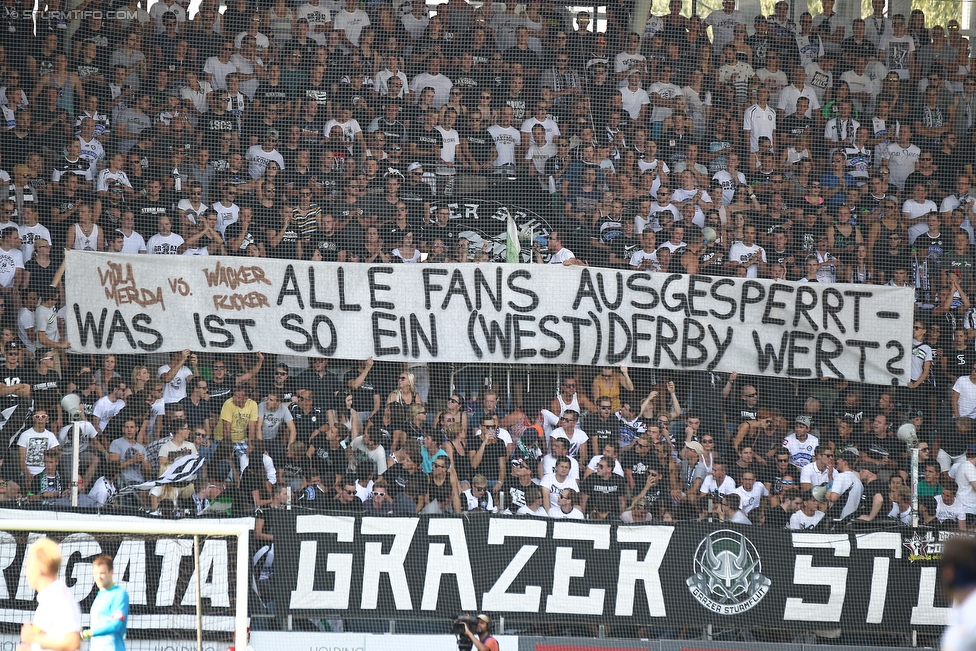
[686,530,771,615]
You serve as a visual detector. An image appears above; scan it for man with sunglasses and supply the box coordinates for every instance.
[462,473,496,512]
[16,406,58,492]
[580,456,626,516]
[799,447,834,491]
[582,396,616,459]
[332,475,364,512]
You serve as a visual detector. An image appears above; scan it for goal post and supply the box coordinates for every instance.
[0,510,253,649]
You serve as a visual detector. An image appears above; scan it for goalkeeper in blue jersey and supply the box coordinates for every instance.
[82,555,129,651]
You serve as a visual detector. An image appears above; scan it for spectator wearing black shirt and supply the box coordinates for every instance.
[424,205,458,247]
[460,111,497,171]
[582,396,617,459]
[24,347,62,422]
[610,217,641,267]
[858,413,896,471]
[344,358,383,425]
[497,455,536,512]
[184,378,211,433]
[620,435,663,494]
[471,415,509,489]
[290,388,327,445]
[382,440,425,500]
[297,357,340,411]
[368,101,408,145]
[240,439,274,508]
[332,474,365,512]
[580,456,627,516]
[725,381,762,432]
[764,488,801,528]
[855,466,888,522]
[307,212,343,262]
[304,426,345,488]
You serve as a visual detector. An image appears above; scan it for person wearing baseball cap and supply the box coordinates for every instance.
[783,414,819,469]
[460,614,498,651]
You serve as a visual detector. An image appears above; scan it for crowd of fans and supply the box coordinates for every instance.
[0,0,971,528]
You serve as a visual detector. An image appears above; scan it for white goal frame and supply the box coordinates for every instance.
[2,517,250,651]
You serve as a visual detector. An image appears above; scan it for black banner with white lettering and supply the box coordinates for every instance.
[0,529,237,631]
[271,513,957,632]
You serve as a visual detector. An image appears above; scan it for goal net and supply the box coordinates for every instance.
[0,511,250,649]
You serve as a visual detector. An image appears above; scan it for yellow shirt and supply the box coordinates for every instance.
[217,397,258,442]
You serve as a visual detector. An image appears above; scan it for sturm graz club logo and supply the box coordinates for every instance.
[686,530,771,615]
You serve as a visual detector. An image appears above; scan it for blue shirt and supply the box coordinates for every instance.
[89,583,129,651]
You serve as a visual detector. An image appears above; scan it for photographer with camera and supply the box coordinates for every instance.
[457,614,498,651]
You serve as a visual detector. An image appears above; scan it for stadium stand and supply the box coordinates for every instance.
[0,0,972,643]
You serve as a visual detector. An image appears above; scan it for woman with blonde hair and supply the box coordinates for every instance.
[393,402,429,451]
[130,365,151,395]
[384,370,422,427]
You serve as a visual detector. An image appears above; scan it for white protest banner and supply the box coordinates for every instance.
[64,252,915,385]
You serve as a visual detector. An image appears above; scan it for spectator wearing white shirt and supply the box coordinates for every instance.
[516,484,549,516]
[828,451,864,520]
[840,57,880,114]
[799,448,833,490]
[614,33,647,84]
[700,460,736,497]
[295,0,333,44]
[410,57,453,109]
[584,445,624,478]
[704,0,747,54]
[823,100,859,155]
[332,0,370,51]
[92,377,127,433]
[647,66,683,125]
[950,446,976,515]
[778,67,822,118]
[882,125,920,191]
[534,230,586,266]
[719,492,754,524]
[783,415,819,468]
[540,462,580,509]
[933,486,969,528]
[520,102,560,146]
[548,487,585,519]
[788,490,826,529]
[234,15,271,51]
[734,471,769,514]
[743,87,777,152]
[727,224,767,277]
[888,484,913,524]
[619,71,651,123]
[203,40,239,91]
